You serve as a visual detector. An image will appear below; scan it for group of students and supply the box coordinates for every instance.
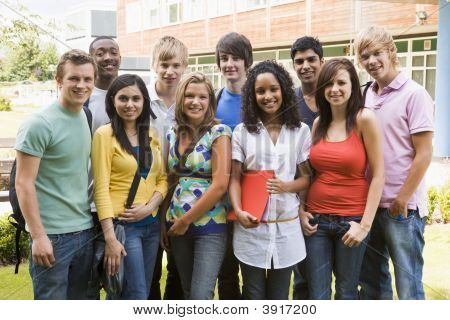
[14,25,434,301]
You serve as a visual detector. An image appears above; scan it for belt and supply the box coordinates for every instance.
[260,215,299,224]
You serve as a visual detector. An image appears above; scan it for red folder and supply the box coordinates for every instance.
[227,170,275,221]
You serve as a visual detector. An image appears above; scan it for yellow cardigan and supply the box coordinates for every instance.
[92,124,168,221]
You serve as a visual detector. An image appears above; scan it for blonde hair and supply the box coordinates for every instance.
[152,36,188,68]
[354,26,399,67]
[174,72,218,138]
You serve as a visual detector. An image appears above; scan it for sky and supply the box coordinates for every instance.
[1,0,117,19]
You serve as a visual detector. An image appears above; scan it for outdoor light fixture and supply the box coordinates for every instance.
[416,10,428,23]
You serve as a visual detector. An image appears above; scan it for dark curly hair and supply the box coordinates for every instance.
[242,60,301,133]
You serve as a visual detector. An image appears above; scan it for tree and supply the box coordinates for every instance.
[0,2,59,81]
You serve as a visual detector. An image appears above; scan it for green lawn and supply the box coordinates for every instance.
[0,224,449,300]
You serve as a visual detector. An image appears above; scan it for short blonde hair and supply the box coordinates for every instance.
[152,36,188,68]
[354,26,399,67]
[175,72,218,136]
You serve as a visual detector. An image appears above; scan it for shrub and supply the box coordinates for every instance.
[0,95,12,111]
[427,183,450,224]
[427,186,439,224]
[0,215,29,265]
[438,183,450,223]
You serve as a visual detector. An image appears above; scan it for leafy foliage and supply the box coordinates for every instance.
[0,4,59,81]
[427,183,450,224]
[0,95,12,111]
[0,215,29,265]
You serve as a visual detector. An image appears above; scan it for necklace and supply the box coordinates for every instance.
[125,131,137,137]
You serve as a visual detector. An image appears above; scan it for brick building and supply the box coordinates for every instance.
[116,0,440,98]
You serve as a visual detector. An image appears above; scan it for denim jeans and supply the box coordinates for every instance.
[29,228,95,300]
[359,208,425,300]
[218,221,242,300]
[240,262,293,300]
[149,245,184,300]
[171,232,227,300]
[292,259,309,299]
[121,221,160,300]
[305,214,367,300]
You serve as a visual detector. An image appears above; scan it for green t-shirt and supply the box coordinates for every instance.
[15,102,93,234]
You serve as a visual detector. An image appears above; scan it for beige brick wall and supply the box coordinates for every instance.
[117,0,439,57]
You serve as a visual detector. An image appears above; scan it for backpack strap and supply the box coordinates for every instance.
[362,81,373,104]
[215,87,224,103]
[82,103,93,137]
[13,229,22,274]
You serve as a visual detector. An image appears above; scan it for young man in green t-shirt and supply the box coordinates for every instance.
[15,49,96,299]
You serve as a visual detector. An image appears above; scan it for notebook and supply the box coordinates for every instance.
[227,170,275,221]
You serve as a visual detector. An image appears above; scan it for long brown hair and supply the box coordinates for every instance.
[313,58,363,144]
[174,72,219,169]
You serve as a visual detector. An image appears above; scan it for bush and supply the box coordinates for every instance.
[0,95,12,111]
[427,186,439,224]
[427,183,450,224]
[0,215,29,265]
[438,183,450,223]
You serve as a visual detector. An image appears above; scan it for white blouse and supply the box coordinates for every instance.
[232,122,311,269]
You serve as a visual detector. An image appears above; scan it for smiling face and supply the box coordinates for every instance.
[324,69,352,109]
[219,52,247,83]
[293,49,324,86]
[90,38,121,80]
[155,56,186,89]
[359,47,397,83]
[113,84,144,124]
[56,61,95,111]
[182,82,210,126]
[254,72,283,117]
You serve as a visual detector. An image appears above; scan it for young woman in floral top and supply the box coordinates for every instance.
[162,72,232,300]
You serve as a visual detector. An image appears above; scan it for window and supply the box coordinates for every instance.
[412,53,436,99]
[184,0,204,22]
[207,0,233,17]
[91,10,116,37]
[143,0,160,29]
[164,0,182,24]
[237,0,267,12]
[270,0,296,6]
[126,2,141,33]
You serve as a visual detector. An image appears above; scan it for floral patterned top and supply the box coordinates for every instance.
[166,124,232,234]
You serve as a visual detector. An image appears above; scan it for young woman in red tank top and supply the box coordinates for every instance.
[299,58,384,300]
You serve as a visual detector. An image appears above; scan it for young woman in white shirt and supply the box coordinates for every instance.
[229,60,312,299]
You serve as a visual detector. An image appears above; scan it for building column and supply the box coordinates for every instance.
[434,0,450,157]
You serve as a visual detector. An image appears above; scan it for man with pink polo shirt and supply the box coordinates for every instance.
[354,27,434,300]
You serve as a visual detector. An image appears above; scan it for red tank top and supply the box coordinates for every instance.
[307,130,368,216]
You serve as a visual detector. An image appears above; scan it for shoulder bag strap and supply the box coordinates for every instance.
[125,169,141,209]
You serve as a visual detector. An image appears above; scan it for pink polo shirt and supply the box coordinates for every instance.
[365,71,434,218]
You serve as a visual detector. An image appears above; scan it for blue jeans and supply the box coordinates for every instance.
[359,208,425,300]
[29,228,95,300]
[218,221,242,300]
[240,262,293,300]
[292,259,309,299]
[305,214,367,300]
[121,221,160,300]
[171,232,227,299]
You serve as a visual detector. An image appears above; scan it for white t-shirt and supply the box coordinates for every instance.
[232,122,311,269]
[88,87,110,134]
[147,79,176,158]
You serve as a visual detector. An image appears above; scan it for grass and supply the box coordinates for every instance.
[0,223,449,300]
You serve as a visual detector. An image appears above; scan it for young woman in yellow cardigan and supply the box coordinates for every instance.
[92,74,168,299]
